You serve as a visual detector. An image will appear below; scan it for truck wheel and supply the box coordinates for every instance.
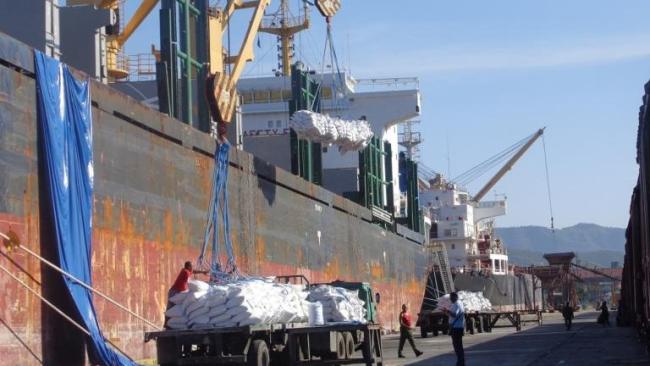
[343,332,355,359]
[420,328,428,338]
[336,332,346,359]
[433,329,439,336]
[248,340,270,366]
[156,337,176,365]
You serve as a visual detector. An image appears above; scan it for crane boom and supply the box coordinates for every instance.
[472,128,545,202]
[206,0,271,137]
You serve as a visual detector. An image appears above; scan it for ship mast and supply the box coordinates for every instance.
[259,0,310,76]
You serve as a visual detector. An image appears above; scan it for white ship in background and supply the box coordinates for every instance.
[417,128,545,276]
[420,174,509,274]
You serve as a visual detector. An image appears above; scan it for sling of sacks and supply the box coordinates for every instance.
[165,279,309,330]
[436,291,492,312]
[289,110,374,152]
[307,285,367,323]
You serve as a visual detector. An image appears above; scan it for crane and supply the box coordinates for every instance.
[207,0,341,140]
[69,0,160,80]
[205,0,271,139]
[472,128,545,202]
[73,0,342,135]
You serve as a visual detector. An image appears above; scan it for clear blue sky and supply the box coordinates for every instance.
[124,0,649,229]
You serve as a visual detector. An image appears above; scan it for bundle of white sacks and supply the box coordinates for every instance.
[165,279,366,330]
[436,291,492,312]
[289,110,374,152]
[307,285,367,323]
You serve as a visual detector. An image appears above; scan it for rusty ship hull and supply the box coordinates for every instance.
[0,33,428,365]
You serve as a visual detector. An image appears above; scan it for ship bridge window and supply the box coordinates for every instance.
[444,229,452,237]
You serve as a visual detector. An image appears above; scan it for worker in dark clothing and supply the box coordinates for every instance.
[398,304,423,358]
[443,292,466,366]
[562,302,574,330]
[597,301,610,327]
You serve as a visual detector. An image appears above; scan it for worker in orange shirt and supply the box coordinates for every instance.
[398,304,423,358]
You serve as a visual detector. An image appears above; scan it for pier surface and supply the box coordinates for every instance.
[383,311,649,366]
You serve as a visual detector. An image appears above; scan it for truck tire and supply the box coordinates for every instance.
[336,332,346,359]
[248,339,270,366]
[482,316,490,333]
[433,329,439,336]
[323,332,346,361]
[156,337,176,365]
[420,328,428,338]
[467,318,475,335]
[343,332,355,359]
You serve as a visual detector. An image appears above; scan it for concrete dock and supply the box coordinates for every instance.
[382,311,649,366]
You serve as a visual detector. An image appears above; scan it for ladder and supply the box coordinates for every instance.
[427,242,454,294]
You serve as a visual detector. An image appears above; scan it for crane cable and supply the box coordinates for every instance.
[542,134,555,231]
[310,17,345,112]
[452,132,534,186]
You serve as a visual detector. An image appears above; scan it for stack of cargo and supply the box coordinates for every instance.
[165,279,367,330]
[289,110,374,152]
[436,291,492,312]
[307,285,367,323]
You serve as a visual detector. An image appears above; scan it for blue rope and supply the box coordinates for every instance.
[197,143,237,281]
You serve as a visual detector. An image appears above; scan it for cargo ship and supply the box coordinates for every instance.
[0,32,430,364]
[0,2,539,364]
[418,159,542,312]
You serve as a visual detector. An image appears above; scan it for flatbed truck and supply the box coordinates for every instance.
[145,276,383,365]
[145,322,383,366]
[417,309,543,337]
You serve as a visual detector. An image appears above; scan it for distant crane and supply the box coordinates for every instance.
[472,128,545,203]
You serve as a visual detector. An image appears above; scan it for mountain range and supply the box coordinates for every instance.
[495,223,625,267]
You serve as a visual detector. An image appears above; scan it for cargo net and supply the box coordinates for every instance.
[197,142,240,281]
[436,291,493,312]
[289,110,374,152]
[165,279,367,330]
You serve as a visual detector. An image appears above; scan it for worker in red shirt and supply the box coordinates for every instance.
[398,304,423,358]
[168,261,209,299]
[164,261,208,326]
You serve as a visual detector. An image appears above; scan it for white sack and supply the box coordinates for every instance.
[165,305,184,318]
[169,291,190,305]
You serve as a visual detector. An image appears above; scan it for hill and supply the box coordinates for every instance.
[496,224,625,267]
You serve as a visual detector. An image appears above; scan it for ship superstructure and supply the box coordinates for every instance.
[420,174,508,274]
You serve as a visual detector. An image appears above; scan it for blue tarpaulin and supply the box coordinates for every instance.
[35,51,135,366]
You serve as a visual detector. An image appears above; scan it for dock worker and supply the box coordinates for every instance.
[562,302,574,331]
[444,292,465,366]
[165,261,209,328]
[168,261,209,303]
[397,304,423,358]
[597,301,610,327]
[164,261,209,328]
